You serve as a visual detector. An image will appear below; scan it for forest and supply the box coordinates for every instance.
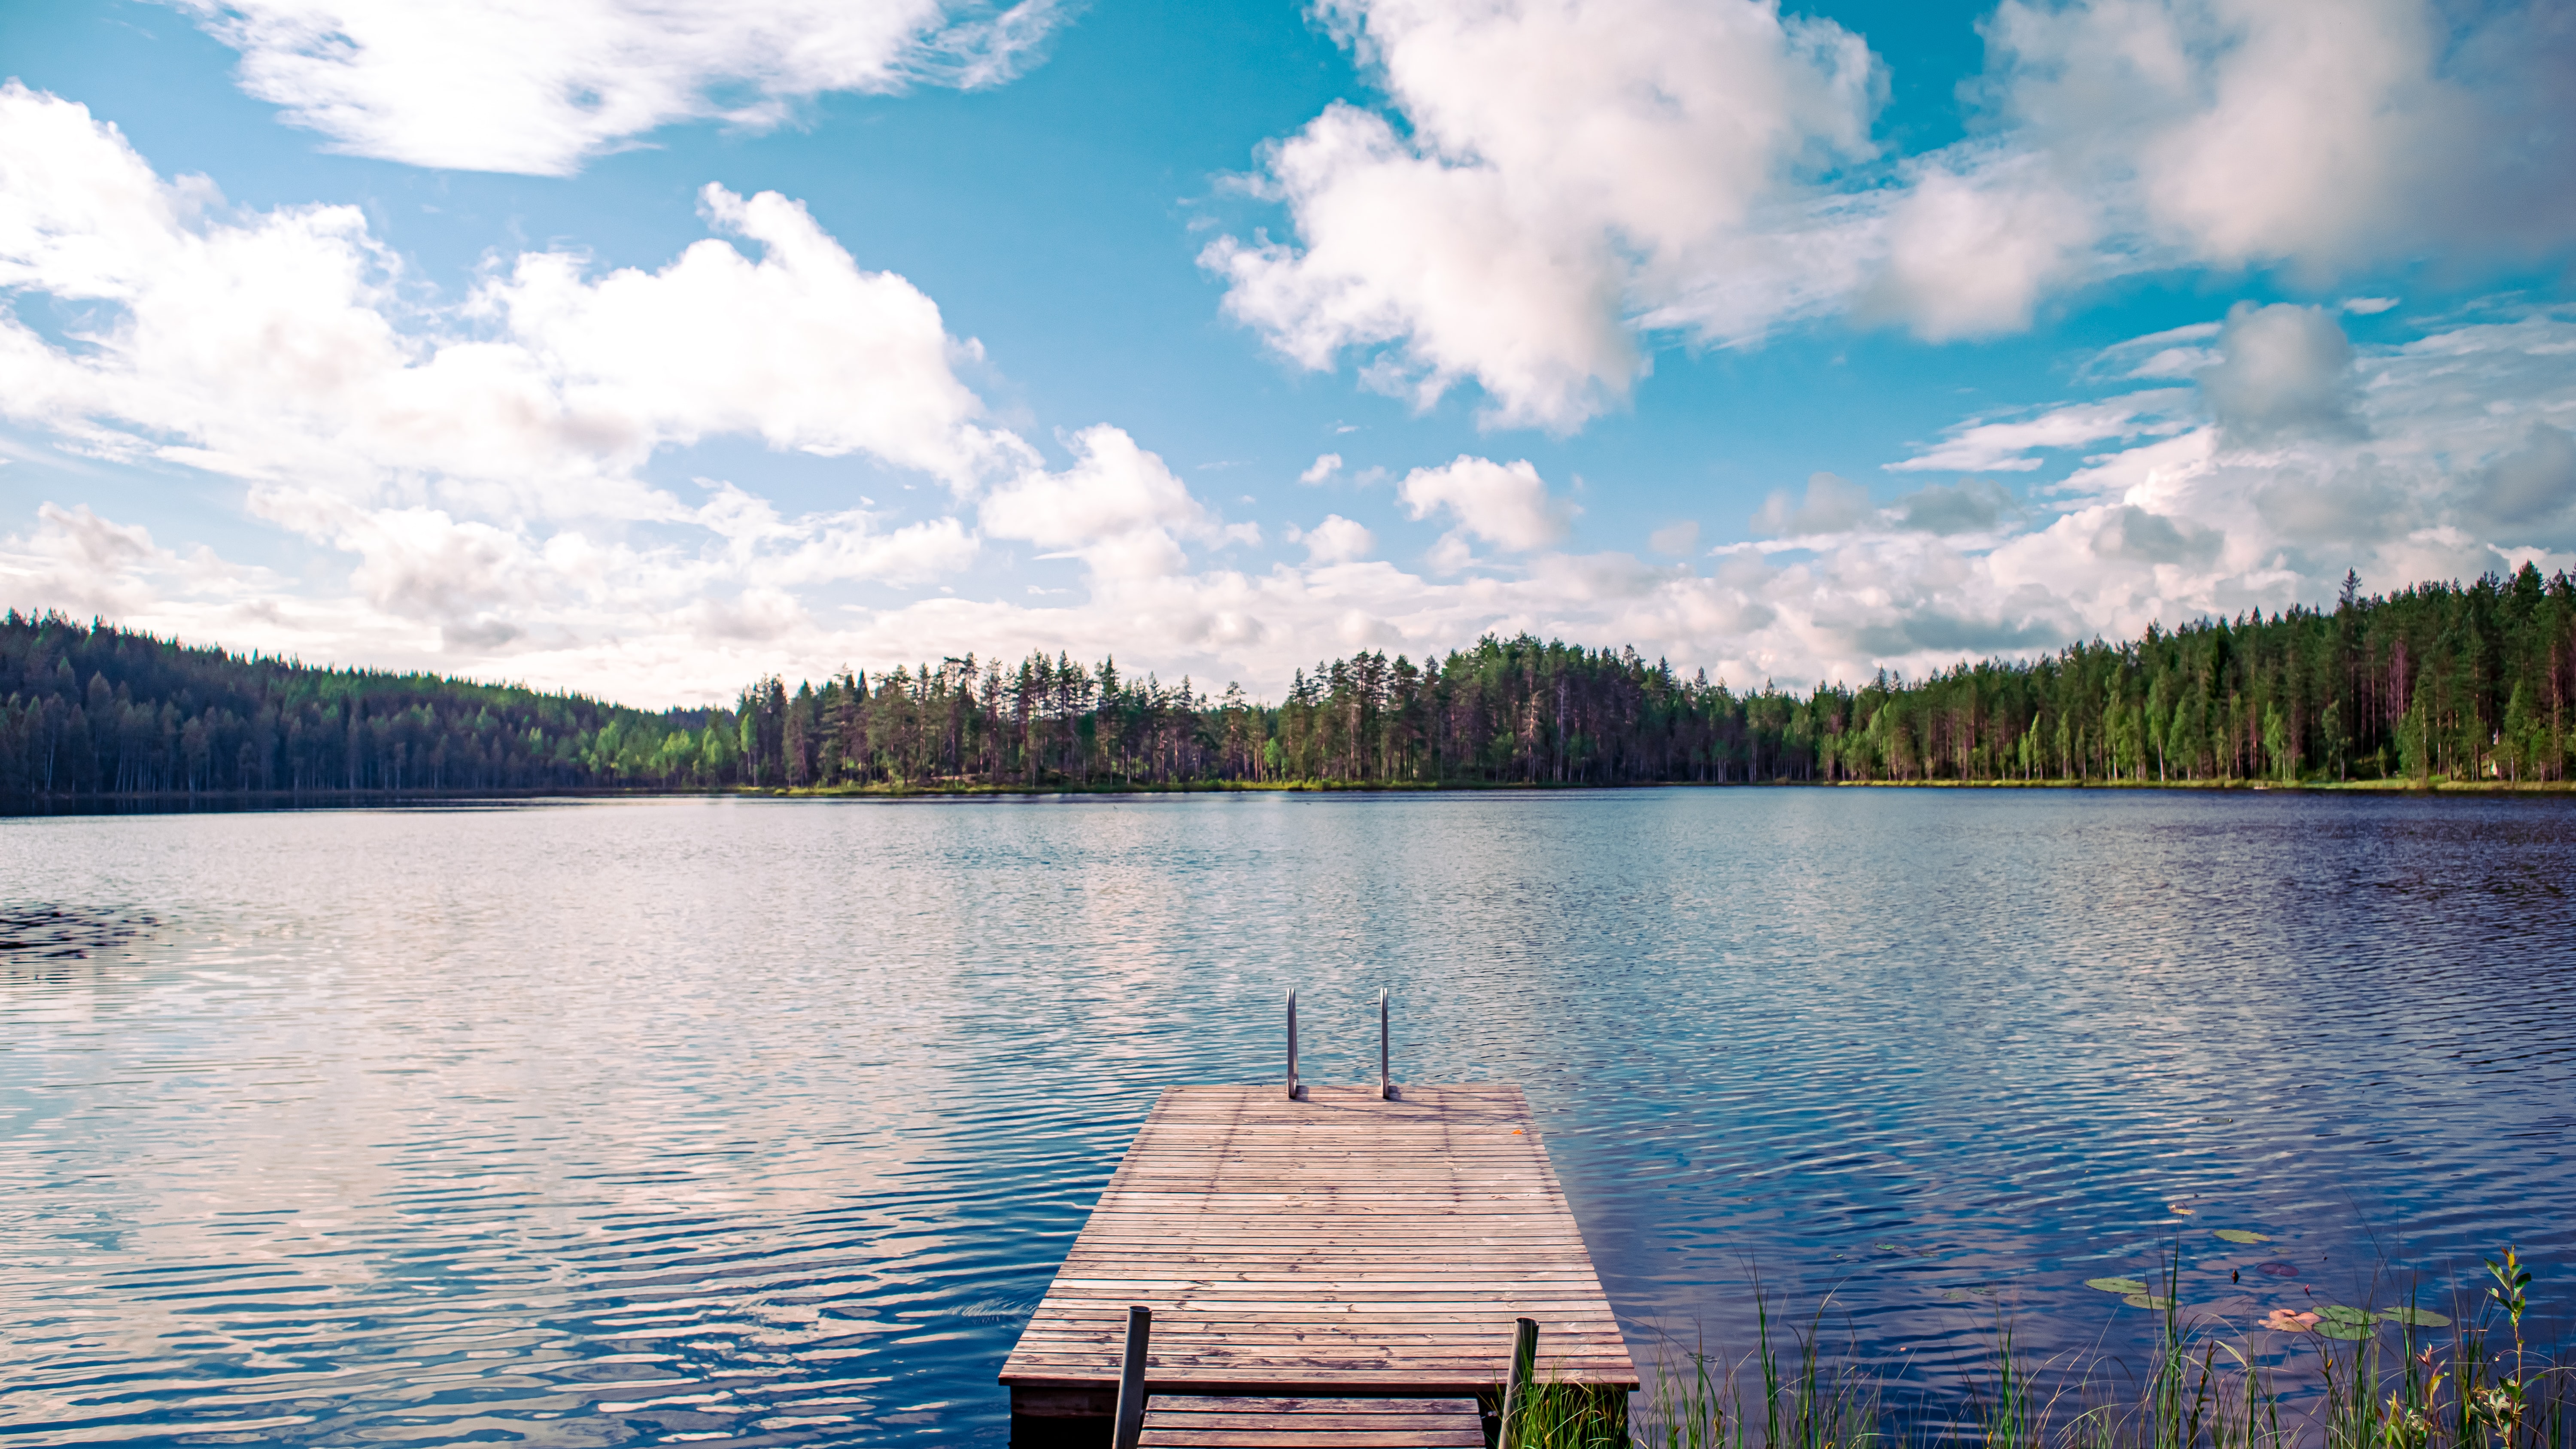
[7,562,2576,807]
[0,611,701,804]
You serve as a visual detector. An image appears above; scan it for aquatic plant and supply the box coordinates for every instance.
[1625,1245,2566,1449]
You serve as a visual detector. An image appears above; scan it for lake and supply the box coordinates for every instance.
[3,790,2572,1446]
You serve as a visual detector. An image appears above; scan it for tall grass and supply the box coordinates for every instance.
[1542,1246,2571,1449]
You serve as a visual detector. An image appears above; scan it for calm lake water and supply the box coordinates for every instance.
[3,791,2572,1446]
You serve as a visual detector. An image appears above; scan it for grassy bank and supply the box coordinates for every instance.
[1507,1249,2569,1449]
[1818,777,2576,793]
[763,775,2576,798]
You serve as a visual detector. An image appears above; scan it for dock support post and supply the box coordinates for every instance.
[1112,1304,1151,1449]
[1286,989,1301,1100]
[1499,1315,1538,1449]
[1379,987,1392,1100]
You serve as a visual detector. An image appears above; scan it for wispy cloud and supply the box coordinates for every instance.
[1887,392,2194,472]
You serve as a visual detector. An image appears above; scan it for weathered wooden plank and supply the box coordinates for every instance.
[1138,1394,1485,1449]
[1002,1082,1638,1413]
[1154,1392,1494,1402]
[1139,1423,1484,1433]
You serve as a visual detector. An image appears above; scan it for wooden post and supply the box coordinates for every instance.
[1112,1304,1152,1449]
[1379,987,1391,1100]
[1499,1315,1538,1449]
[1286,988,1300,1100]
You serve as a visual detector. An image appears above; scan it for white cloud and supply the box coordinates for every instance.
[1,500,297,644]
[32,501,156,572]
[0,82,1030,682]
[980,425,1236,581]
[1648,519,1700,556]
[1750,474,2019,540]
[763,515,981,586]
[1982,0,2575,275]
[1893,477,2016,535]
[1752,472,1872,537]
[2460,422,2576,548]
[2344,297,2401,315]
[1205,0,1879,430]
[1290,514,1376,564]
[2079,321,2224,382]
[18,289,2570,707]
[2194,301,2363,448]
[1396,455,1576,551]
[1889,392,2192,472]
[1298,452,1345,485]
[0,85,1021,518]
[1211,0,2574,432]
[1859,151,2096,341]
[173,0,1067,175]
[9,74,2571,711]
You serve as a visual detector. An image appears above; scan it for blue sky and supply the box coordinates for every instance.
[2,0,2570,705]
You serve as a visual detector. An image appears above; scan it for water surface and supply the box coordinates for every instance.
[3,791,2571,1445]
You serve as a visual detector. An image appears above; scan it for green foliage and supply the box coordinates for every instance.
[1632,1244,2567,1449]
[748,564,2576,791]
[0,611,729,803]
[17,561,2576,801]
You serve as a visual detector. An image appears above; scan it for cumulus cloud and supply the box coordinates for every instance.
[2253,462,2410,545]
[1893,478,2015,535]
[488,184,1013,486]
[2461,422,2576,546]
[1204,0,1880,429]
[0,81,1053,680]
[173,0,1068,175]
[20,286,2571,708]
[1649,519,1701,556]
[1396,455,1576,551]
[9,70,2571,711]
[2195,301,2363,448]
[1299,452,1345,485]
[1859,152,2095,340]
[980,425,1239,581]
[1290,514,1376,564]
[31,501,157,573]
[1982,0,2576,274]
[2090,504,2221,566]
[1752,472,1872,537]
[1210,0,2574,433]
[1751,474,2016,544]
[0,500,297,641]
[0,85,1020,519]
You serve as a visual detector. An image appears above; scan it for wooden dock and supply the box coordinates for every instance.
[1000,1081,1636,1444]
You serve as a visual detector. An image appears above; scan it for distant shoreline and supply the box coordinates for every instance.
[11,775,2576,815]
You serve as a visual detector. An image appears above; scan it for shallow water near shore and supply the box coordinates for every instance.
[3,790,2572,1446]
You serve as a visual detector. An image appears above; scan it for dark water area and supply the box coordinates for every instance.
[2,791,2571,1446]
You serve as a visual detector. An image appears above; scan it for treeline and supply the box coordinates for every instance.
[0,611,705,805]
[734,565,2576,790]
[10,563,2576,807]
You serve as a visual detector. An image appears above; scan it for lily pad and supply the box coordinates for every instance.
[2124,1293,2176,1310]
[2087,1277,2151,1294]
[2167,1202,2196,1215]
[2317,1319,2372,1341]
[2202,1115,2236,1124]
[2214,1229,2271,1244]
[2379,1306,2451,1328]
[2318,1306,2374,1326]
[2256,1262,2300,1278]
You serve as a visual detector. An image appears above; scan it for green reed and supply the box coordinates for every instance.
[1610,1245,2567,1449]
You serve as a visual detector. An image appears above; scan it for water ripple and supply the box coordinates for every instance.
[0,793,2571,1444]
